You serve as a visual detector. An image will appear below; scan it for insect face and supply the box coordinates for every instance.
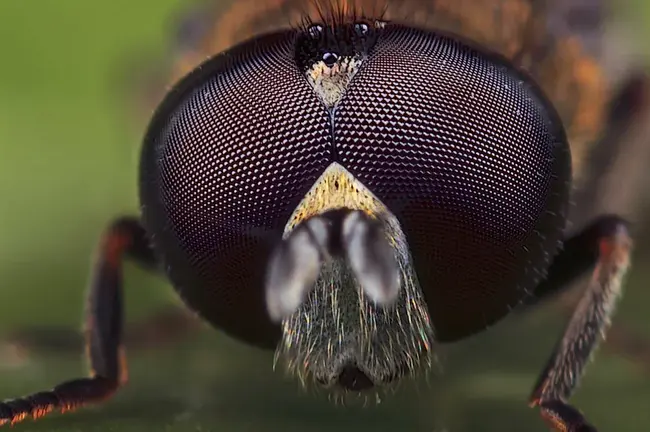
[139,8,570,394]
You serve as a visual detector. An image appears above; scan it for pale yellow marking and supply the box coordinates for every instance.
[306,57,361,107]
[284,162,387,235]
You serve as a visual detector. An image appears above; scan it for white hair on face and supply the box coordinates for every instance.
[342,210,401,306]
[273,163,435,393]
[265,221,328,322]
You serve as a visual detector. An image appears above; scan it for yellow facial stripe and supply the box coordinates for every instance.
[284,162,387,235]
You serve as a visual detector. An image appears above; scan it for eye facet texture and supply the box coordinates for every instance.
[140,24,570,347]
[333,25,571,340]
[141,30,330,347]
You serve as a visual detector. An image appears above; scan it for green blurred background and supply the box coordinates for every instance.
[1,1,649,431]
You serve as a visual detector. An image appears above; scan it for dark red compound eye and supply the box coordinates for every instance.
[139,22,570,347]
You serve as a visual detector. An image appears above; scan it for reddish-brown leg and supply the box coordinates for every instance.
[0,217,157,426]
[528,216,632,431]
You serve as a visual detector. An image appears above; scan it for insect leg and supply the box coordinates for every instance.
[0,216,156,426]
[528,215,632,431]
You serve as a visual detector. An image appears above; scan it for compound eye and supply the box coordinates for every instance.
[330,25,571,340]
[308,24,324,39]
[322,52,339,67]
[354,22,369,36]
[140,30,332,345]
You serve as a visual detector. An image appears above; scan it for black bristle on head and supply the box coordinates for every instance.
[293,1,383,74]
[295,1,388,33]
